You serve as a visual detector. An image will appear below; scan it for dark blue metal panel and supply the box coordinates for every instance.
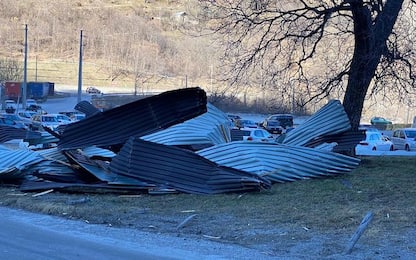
[110,137,271,194]
[58,87,207,150]
[74,100,101,117]
[0,125,41,143]
[304,130,366,155]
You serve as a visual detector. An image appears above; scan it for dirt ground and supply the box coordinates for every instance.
[1,187,415,259]
[95,211,416,259]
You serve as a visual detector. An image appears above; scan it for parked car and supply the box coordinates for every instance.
[30,114,62,131]
[262,120,285,134]
[50,113,73,124]
[370,116,392,130]
[261,114,294,134]
[86,86,101,94]
[18,111,37,119]
[355,128,394,153]
[390,128,416,151]
[234,119,258,129]
[3,100,17,113]
[227,114,241,122]
[70,113,86,122]
[241,128,276,142]
[26,98,38,108]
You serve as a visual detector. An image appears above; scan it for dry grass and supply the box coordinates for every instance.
[0,156,414,245]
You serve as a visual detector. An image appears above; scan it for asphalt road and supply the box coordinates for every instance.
[0,207,177,259]
[0,207,273,260]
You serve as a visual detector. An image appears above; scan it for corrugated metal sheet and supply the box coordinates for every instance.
[197,141,360,183]
[58,87,207,150]
[282,100,351,146]
[34,147,68,161]
[29,147,75,180]
[64,150,153,186]
[109,137,271,194]
[0,147,44,179]
[26,131,60,147]
[140,103,231,147]
[0,125,41,143]
[304,130,366,154]
[74,100,101,117]
[19,180,153,194]
[230,129,249,141]
[81,146,117,159]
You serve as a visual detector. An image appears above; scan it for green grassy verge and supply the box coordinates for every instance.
[0,156,414,241]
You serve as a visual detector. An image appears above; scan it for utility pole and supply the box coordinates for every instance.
[77,30,83,103]
[22,24,28,109]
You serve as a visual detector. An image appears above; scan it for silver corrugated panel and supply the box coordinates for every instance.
[197,141,360,183]
[140,103,231,146]
[34,147,68,161]
[27,131,60,147]
[81,146,117,158]
[58,87,207,150]
[282,100,351,146]
[109,137,271,194]
[0,148,44,179]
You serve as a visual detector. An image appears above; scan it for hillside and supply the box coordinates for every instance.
[0,0,415,123]
[0,0,216,92]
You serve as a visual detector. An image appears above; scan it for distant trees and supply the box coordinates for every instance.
[0,0,217,89]
[0,58,22,82]
[197,0,416,129]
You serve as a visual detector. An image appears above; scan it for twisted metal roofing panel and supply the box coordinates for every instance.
[0,147,44,179]
[197,141,360,183]
[74,100,101,117]
[304,130,366,154]
[140,103,231,147]
[282,100,351,146]
[0,125,41,143]
[57,87,207,150]
[109,137,271,194]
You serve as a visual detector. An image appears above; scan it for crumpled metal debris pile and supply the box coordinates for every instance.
[0,87,362,195]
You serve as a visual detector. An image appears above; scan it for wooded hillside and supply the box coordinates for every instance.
[0,0,217,92]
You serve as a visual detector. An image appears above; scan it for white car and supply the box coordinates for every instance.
[3,100,17,111]
[355,129,394,153]
[26,99,38,107]
[241,128,276,142]
[391,128,416,151]
[50,113,73,124]
[30,114,62,131]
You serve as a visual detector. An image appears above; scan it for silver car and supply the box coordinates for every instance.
[391,128,416,151]
[30,114,61,131]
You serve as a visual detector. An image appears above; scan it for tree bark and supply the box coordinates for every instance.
[343,0,404,130]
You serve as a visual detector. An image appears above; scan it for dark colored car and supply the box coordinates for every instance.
[261,114,294,134]
[370,117,392,130]
[234,119,258,129]
[262,120,284,134]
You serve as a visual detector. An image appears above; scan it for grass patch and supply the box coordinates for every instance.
[0,156,415,242]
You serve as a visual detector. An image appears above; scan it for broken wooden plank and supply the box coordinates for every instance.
[32,189,54,197]
[346,211,374,254]
[176,214,198,230]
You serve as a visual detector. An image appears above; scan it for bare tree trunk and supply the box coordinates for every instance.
[343,0,404,130]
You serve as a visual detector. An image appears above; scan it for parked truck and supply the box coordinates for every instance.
[4,81,21,101]
[27,82,49,102]
[4,81,53,103]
